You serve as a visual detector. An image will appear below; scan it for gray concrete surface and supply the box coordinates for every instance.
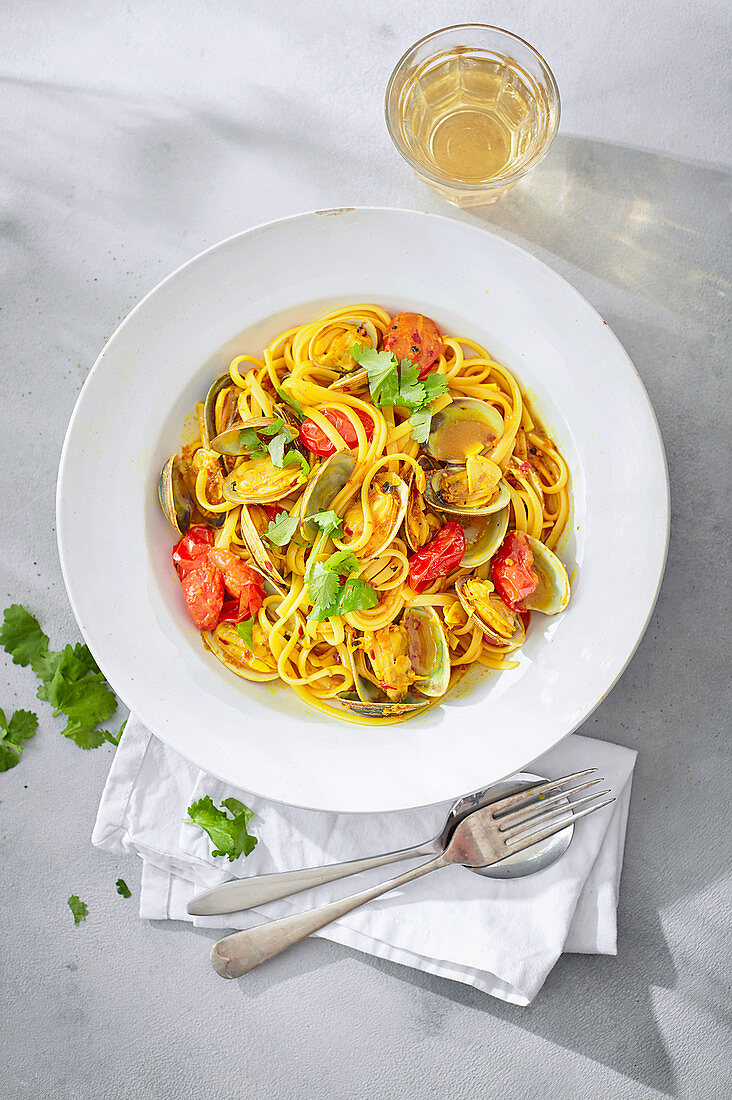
[1,2,730,1097]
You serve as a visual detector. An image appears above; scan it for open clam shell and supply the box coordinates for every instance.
[158,455,193,534]
[402,606,450,697]
[210,417,277,456]
[455,575,525,649]
[239,505,288,585]
[339,633,430,717]
[328,367,370,394]
[425,472,511,517]
[404,467,440,552]
[201,630,280,683]
[299,451,355,541]
[459,505,510,568]
[425,397,504,463]
[358,473,409,559]
[203,374,238,448]
[523,535,571,615]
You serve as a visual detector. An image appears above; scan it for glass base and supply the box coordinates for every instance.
[416,172,517,207]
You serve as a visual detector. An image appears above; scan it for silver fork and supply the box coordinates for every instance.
[210,772,614,978]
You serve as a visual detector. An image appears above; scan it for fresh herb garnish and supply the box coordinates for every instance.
[115,878,132,898]
[68,895,88,925]
[237,417,309,477]
[263,512,300,547]
[276,380,305,418]
[0,605,123,750]
[236,617,256,654]
[0,708,38,772]
[308,510,344,538]
[186,795,258,861]
[350,344,449,443]
[305,550,378,621]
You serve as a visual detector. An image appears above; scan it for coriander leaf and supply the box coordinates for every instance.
[236,617,255,653]
[44,673,117,726]
[0,708,39,772]
[115,878,131,898]
[238,427,265,455]
[305,562,341,616]
[61,720,106,750]
[6,709,38,744]
[308,510,343,538]
[0,605,49,667]
[263,513,299,547]
[276,382,304,418]
[186,794,258,861]
[351,344,400,404]
[0,742,22,771]
[421,372,449,402]
[395,361,426,408]
[408,404,434,444]
[336,577,379,615]
[323,549,360,576]
[266,425,295,468]
[282,450,310,477]
[68,895,88,925]
[257,418,285,437]
[103,718,127,747]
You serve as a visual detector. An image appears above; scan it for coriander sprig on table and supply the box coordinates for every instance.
[0,604,126,765]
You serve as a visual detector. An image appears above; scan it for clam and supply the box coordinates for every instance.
[337,629,431,717]
[404,467,441,552]
[522,535,571,615]
[210,417,277,457]
[459,505,510,568]
[239,504,288,585]
[425,398,504,463]
[328,367,370,394]
[223,455,305,505]
[425,465,511,517]
[348,473,409,559]
[402,606,451,697]
[158,455,193,534]
[455,575,526,650]
[299,451,355,541]
[203,374,238,448]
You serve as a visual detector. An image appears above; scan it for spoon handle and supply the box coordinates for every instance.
[187,840,438,915]
[210,852,449,978]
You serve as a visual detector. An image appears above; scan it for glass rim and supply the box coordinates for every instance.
[384,23,561,192]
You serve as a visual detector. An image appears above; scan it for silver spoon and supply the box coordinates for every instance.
[187,772,577,917]
[210,774,613,977]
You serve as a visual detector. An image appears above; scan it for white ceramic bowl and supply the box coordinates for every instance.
[57,208,668,812]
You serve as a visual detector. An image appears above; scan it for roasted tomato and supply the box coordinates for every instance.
[208,549,266,618]
[491,531,539,610]
[382,312,443,379]
[180,556,225,629]
[407,519,466,594]
[172,525,214,578]
[299,406,375,458]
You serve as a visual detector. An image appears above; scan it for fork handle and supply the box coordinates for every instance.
[210,852,449,978]
[188,839,437,915]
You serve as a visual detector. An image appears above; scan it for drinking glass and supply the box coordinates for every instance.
[385,24,560,207]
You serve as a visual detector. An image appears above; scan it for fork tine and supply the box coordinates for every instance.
[505,790,612,842]
[504,796,615,849]
[497,779,605,830]
[490,769,597,818]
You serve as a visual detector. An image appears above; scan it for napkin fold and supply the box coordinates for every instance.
[93,716,635,1004]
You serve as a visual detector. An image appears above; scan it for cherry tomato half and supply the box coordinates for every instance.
[491,531,539,611]
[181,556,225,630]
[172,525,214,579]
[299,406,375,458]
[407,519,466,594]
[208,549,266,618]
[382,312,443,380]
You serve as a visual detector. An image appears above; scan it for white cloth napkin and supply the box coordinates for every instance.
[92,715,636,1004]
